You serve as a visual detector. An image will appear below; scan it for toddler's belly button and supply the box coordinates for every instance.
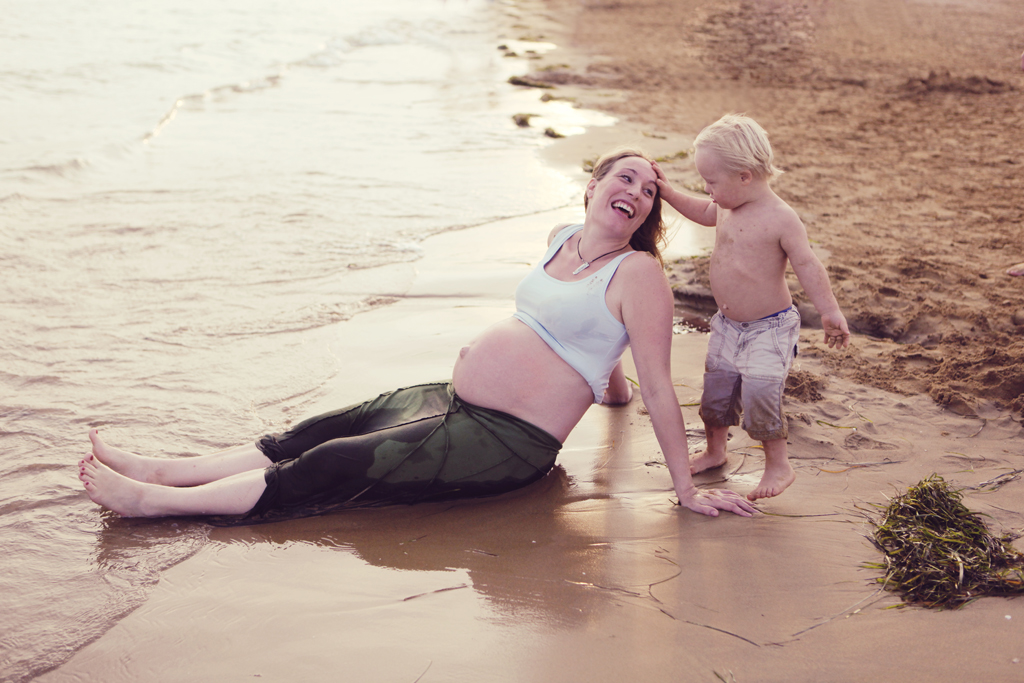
[459,345,470,358]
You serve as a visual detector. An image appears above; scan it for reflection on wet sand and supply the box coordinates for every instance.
[207,467,636,629]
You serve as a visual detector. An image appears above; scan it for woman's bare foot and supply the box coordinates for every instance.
[79,452,269,518]
[689,449,728,475]
[79,453,156,517]
[89,428,165,484]
[747,460,796,501]
[1007,263,1024,276]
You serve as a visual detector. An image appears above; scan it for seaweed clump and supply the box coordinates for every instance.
[870,474,1024,608]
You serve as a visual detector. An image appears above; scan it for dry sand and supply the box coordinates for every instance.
[42,1,1024,681]
[516,0,1024,417]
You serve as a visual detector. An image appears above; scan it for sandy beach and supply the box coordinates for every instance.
[41,215,1024,681]
[39,1,1024,681]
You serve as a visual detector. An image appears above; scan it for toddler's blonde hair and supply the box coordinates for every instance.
[694,113,783,180]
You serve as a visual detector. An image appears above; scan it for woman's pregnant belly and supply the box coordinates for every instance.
[452,317,593,442]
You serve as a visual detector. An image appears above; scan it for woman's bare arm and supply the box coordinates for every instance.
[617,256,755,517]
[601,360,634,405]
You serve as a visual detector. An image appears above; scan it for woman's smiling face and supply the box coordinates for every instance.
[586,156,658,228]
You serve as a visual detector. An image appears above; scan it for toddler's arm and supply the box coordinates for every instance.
[653,163,717,227]
[781,216,851,349]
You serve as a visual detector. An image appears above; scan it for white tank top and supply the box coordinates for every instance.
[513,225,634,403]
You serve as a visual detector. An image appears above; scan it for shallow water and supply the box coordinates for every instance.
[0,1,605,678]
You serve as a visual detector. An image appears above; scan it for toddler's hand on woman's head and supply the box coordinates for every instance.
[651,162,674,194]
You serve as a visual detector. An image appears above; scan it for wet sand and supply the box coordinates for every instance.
[45,211,1024,682]
[45,1,1024,681]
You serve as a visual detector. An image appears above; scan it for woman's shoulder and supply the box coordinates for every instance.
[610,252,672,325]
[546,222,581,246]
[619,249,666,278]
[615,250,670,294]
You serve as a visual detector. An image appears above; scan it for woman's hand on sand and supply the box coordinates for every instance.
[676,486,757,517]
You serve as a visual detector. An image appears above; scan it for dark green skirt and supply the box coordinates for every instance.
[248,382,562,518]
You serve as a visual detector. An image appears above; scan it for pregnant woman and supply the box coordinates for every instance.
[79,148,756,520]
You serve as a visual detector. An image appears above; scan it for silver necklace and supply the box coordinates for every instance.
[573,236,626,275]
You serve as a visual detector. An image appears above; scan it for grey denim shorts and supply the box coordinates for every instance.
[699,307,801,441]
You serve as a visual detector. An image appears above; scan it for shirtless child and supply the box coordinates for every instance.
[655,113,850,501]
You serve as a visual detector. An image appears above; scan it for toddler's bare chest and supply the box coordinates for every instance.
[714,220,780,257]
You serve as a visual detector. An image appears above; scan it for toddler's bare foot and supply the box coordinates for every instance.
[1007,263,1024,277]
[78,453,155,517]
[747,461,796,501]
[689,449,728,475]
[89,428,162,483]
